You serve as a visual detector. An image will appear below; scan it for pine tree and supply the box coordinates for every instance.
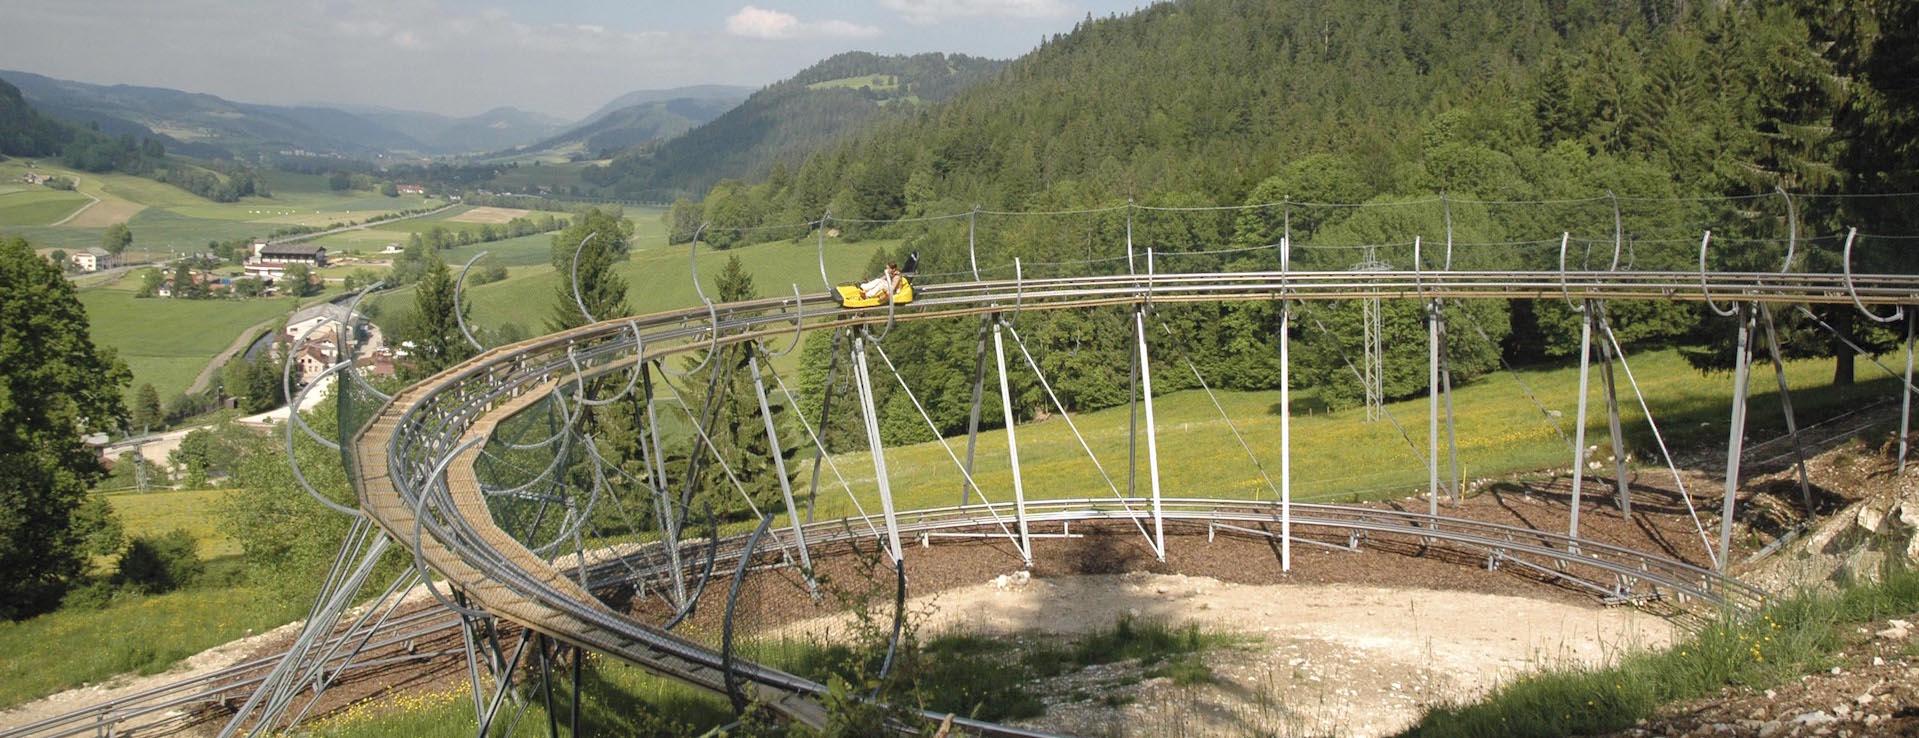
[130,382,162,431]
[548,208,633,332]
[398,250,474,380]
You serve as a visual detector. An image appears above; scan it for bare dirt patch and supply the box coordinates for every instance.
[771,573,1672,738]
[446,206,530,224]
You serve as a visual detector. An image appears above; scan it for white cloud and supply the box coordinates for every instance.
[878,0,1075,25]
[724,5,880,40]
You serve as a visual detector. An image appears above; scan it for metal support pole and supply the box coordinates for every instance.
[1279,300,1292,572]
[804,329,846,523]
[1127,313,1141,502]
[1439,303,1461,506]
[1135,308,1166,561]
[749,354,815,594]
[1901,312,1915,474]
[1720,303,1755,570]
[639,366,685,606]
[851,336,904,562]
[1759,305,1814,514]
[539,636,558,738]
[960,316,991,506]
[992,322,1033,566]
[1428,299,1441,518]
[1597,323,1632,519]
[1570,302,1595,540]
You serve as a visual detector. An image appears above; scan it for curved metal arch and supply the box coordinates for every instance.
[1699,230,1739,317]
[658,298,722,380]
[1607,190,1624,272]
[761,284,808,359]
[454,251,490,352]
[1777,186,1797,274]
[661,224,722,379]
[285,360,362,517]
[1556,232,1583,312]
[815,212,833,293]
[968,205,981,281]
[1441,193,1455,271]
[1843,227,1906,323]
[568,322,645,408]
[1413,235,1426,300]
[568,231,603,325]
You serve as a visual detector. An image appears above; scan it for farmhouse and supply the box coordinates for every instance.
[71,247,111,272]
[396,184,426,195]
[244,242,327,279]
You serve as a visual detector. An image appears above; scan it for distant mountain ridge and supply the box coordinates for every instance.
[583,52,1005,201]
[509,87,752,159]
[0,70,567,157]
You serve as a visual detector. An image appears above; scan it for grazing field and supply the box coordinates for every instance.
[0,188,93,226]
[0,159,444,252]
[77,279,297,401]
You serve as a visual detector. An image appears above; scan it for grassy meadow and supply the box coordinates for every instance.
[76,276,297,401]
[791,347,1903,523]
[106,487,240,559]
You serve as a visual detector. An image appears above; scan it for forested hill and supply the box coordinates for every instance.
[581,52,1004,201]
[660,0,1917,447]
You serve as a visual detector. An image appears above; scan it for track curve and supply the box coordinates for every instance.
[355,269,1916,731]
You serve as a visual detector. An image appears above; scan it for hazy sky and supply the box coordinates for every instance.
[0,0,1145,120]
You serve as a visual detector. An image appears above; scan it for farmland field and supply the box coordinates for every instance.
[0,188,92,226]
[77,277,298,401]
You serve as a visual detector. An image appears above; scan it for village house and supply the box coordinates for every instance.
[396,184,426,195]
[71,247,111,272]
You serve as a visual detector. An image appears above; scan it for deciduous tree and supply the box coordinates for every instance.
[0,237,131,619]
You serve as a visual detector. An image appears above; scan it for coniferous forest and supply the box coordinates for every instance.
[644,0,1919,447]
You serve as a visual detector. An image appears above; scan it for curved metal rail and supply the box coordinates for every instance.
[357,268,1915,731]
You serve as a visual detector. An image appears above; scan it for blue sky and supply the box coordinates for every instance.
[0,0,1148,119]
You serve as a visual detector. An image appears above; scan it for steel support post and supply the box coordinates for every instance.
[961,316,992,506]
[1597,323,1632,519]
[748,354,815,593]
[805,329,846,523]
[992,321,1034,566]
[1719,303,1756,570]
[1127,311,1141,502]
[539,635,558,738]
[1569,302,1595,540]
[1439,302,1461,506]
[1901,312,1915,474]
[1135,308,1166,561]
[1428,300,1442,518]
[1279,300,1292,572]
[1759,305,1814,513]
[851,336,905,562]
[639,365,685,606]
